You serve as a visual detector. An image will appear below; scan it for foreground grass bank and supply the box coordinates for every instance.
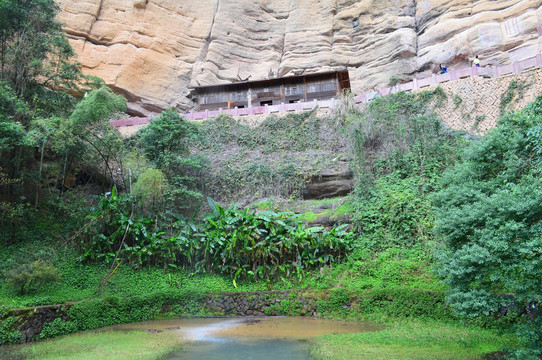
[12,331,182,360]
[310,319,512,360]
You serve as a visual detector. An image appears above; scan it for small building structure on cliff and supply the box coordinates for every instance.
[191,70,351,111]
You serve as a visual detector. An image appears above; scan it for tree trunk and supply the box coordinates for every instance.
[35,140,46,208]
[61,154,68,196]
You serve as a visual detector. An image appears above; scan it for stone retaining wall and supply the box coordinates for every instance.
[2,290,327,343]
[5,304,71,343]
[429,67,542,134]
[205,290,324,317]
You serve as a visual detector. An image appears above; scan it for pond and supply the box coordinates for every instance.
[107,317,382,360]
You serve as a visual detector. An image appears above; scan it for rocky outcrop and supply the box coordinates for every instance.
[57,0,542,115]
[303,167,354,200]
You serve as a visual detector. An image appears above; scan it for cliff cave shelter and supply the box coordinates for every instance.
[190,70,351,111]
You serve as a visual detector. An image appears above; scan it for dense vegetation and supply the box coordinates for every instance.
[434,97,542,359]
[1,1,541,359]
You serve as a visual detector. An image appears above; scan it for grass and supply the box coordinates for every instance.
[310,319,513,360]
[0,240,237,308]
[17,331,182,360]
[0,238,443,308]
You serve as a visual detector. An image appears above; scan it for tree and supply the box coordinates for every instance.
[0,0,87,224]
[0,0,81,100]
[68,86,127,190]
[137,109,207,215]
[433,96,542,358]
[0,82,32,241]
[138,109,195,166]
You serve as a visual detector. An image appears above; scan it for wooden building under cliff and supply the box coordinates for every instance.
[191,70,351,111]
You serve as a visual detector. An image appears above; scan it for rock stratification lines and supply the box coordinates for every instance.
[57,0,542,114]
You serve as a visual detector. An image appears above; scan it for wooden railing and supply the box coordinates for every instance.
[111,52,542,128]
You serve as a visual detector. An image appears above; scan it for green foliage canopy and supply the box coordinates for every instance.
[138,109,195,166]
[136,109,206,213]
[5,259,60,295]
[70,86,126,127]
[433,96,542,358]
[67,86,127,189]
[0,0,82,103]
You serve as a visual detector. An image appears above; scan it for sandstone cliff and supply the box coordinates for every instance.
[57,0,542,115]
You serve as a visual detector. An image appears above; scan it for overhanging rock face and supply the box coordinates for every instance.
[303,167,354,200]
[57,0,542,114]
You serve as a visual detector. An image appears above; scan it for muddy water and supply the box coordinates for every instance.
[108,317,382,359]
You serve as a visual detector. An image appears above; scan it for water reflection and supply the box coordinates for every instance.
[109,316,381,360]
[165,338,310,360]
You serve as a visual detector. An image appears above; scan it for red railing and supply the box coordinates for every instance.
[111,53,542,128]
[111,99,337,127]
[353,53,542,104]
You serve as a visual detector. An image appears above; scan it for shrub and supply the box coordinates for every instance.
[193,200,355,281]
[5,259,60,295]
[40,318,77,339]
[0,306,20,345]
[0,316,20,345]
[350,89,464,250]
[132,167,168,214]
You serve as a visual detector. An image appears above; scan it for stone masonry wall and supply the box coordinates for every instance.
[204,290,324,317]
[428,67,542,134]
[6,305,70,342]
[2,288,448,344]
